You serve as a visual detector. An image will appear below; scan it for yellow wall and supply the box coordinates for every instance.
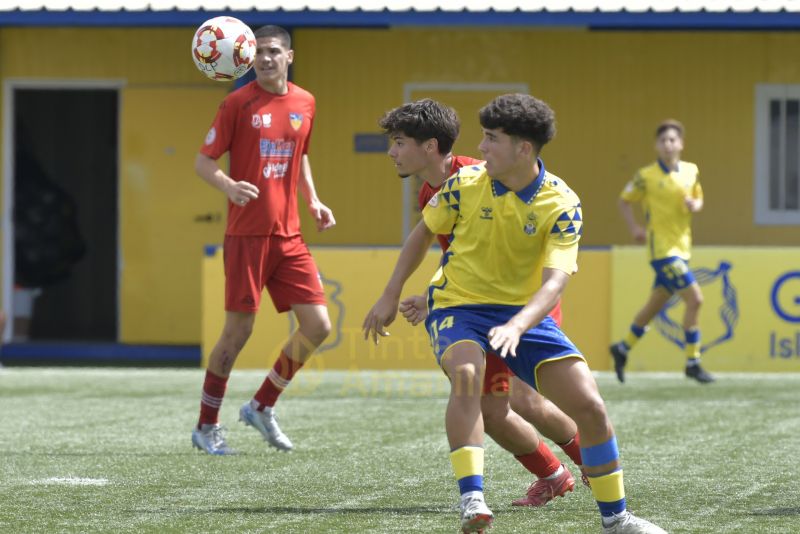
[0,28,227,343]
[2,27,800,345]
[202,247,611,371]
[294,28,800,247]
[611,246,800,372]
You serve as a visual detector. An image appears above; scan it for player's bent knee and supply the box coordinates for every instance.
[298,313,332,345]
[449,364,483,397]
[571,395,609,428]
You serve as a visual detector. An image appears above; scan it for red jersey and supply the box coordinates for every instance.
[201,81,315,237]
[418,154,563,325]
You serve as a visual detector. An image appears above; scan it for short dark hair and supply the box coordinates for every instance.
[378,99,460,155]
[254,25,291,49]
[656,119,684,139]
[479,93,556,151]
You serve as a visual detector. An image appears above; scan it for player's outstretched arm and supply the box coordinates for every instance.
[362,221,435,344]
[298,155,336,231]
[617,198,646,244]
[488,268,569,358]
[195,153,259,206]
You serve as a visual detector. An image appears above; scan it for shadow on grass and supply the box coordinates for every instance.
[748,507,800,516]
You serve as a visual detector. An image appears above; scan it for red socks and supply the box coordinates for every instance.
[198,370,228,428]
[559,434,584,466]
[253,351,305,409]
[515,439,562,478]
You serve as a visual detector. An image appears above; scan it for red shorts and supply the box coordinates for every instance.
[481,300,563,395]
[223,235,326,313]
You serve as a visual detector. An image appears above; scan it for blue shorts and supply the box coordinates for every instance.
[650,256,696,293]
[425,304,584,391]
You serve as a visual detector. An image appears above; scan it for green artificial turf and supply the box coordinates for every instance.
[1,368,798,533]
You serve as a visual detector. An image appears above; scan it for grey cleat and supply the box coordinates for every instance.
[192,424,237,455]
[239,401,294,451]
[602,511,668,534]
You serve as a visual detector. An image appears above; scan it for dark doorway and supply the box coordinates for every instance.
[13,88,118,341]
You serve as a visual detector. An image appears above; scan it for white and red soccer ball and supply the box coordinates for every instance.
[191,17,256,81]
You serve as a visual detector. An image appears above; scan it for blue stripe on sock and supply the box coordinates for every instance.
[598,497,627,516]
[631,325,646,337]
[581,436,619,467]
[685,329,700,344]
[457,475,483,495]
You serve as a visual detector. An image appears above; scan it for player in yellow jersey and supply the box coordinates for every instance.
[364,94,665,534]
[610,120,714,384]
[378,98,583,507]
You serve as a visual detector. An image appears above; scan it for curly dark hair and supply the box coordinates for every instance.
[378,99,460,155]
[479,94,556,151]
[254,25,291,49]
[655,119,684,139]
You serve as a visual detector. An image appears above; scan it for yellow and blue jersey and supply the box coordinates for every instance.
[620,160,703,261]
[421,159,582,311]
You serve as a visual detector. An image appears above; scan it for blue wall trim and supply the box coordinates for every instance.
[2,9,800,29]
[0,343,201,364]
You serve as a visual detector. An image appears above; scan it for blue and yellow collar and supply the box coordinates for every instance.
[491,158,546,204]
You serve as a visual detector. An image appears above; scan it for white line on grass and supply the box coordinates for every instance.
[32,477,109,486]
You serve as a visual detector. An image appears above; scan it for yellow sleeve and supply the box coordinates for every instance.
[543,204,582,275]
[620,172,645,203]
[422,176,460,236]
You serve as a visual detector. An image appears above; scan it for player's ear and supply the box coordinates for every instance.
[426,139,438,153]
[287,49,294,65]
[518,138,535,157]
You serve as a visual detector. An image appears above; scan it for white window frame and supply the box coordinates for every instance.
[1,78,125,342]
[754,84,800,225]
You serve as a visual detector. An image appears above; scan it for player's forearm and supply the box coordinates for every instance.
[383,222,435,299]
[298,155,321,205]
[511,271,567,331]
[195,153,234,194]
[618,198,639,232]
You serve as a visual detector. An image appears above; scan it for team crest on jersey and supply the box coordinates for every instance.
[523,212,537,235]
[262,113,272,128]
[428,193,440,207]
[289,112,303,131]
[251,114,262,128]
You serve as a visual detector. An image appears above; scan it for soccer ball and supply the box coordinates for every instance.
[191,17,256,81]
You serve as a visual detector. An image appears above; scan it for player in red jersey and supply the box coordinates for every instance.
[371,99,585,506]
[191,25,335,455]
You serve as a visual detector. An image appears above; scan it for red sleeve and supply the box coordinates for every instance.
[200,96,237,160]
[418,181,450,251]
[418,182,433,211]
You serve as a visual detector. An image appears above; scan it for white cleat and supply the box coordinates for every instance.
[460,491,494,533]
[239,401,294,451]
[191,424,236,455]
[602,511,668,534]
